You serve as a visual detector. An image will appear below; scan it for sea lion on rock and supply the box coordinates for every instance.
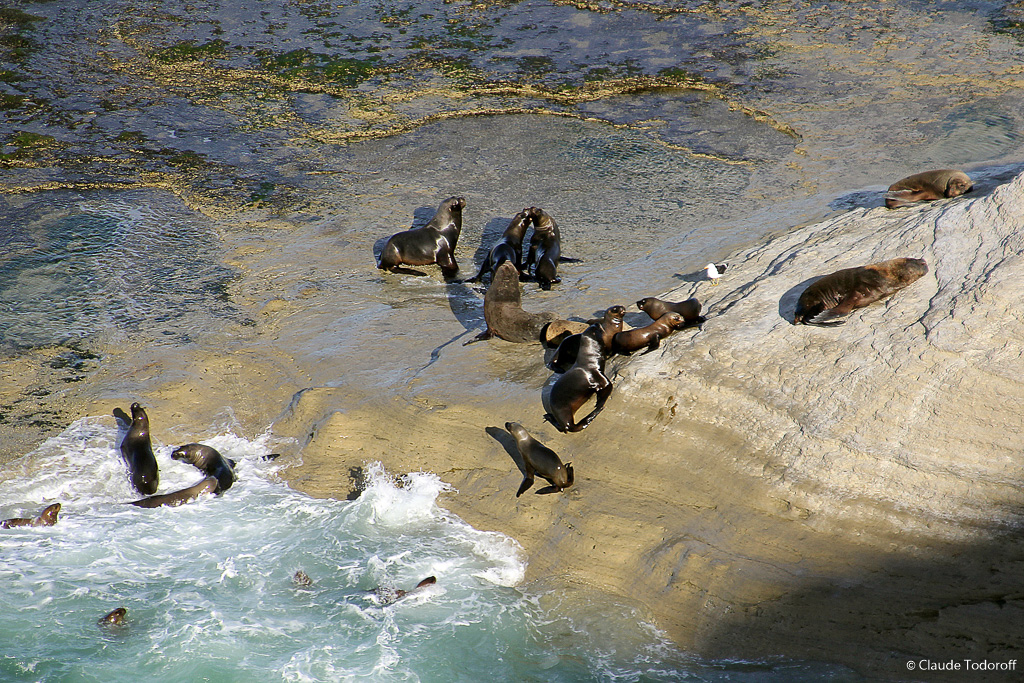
[120,403,159,496]
[463,211,530,283]
[636,296,705,327]
[129,475,218,508]
[885,170,973,209]
[544,305,624,432]
[1,502,60,529]
[505,422,574,496]
[611,312,687,356]
[171,443,236,493]
[549,305,625,372]
[376,196,466,277]
[794,257,929,326]
[524,207,563,290]
[464,261,560,344]
[98,607,127,627]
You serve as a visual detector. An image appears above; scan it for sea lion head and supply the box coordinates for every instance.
[945,172,973,198]
[892,257,929,285]
[129,403,149,429]
[444,196,466,213]
[171,443,217,468]
[505,421,526,439]
[525,206,554,231]
[661,312,687,330]
[488,262,522,305]
[99,607,127,626]
[38,503,60,526]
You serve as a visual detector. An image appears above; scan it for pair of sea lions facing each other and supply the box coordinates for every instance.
[794,257,929,326]
[885,169,972,209]
[1,502,60,529]
[376,196,466,278]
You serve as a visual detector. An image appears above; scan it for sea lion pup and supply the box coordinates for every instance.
[548,305,625,372]
[637,296,706,327]
[98,607,127,627]
[120,403,159,496]
[376,196,466,277]
[505,422,574,496]
[374,576,437,605]
[611,312,687,356]
[462,211,530,283]
[463,261,560,344]
[524,206,563,290]
[129,475,218,508]
[171,443,236,493]
[794,257,929,326]
[544,305,625,432]
[885,169,973,209]
[1,502,60,529]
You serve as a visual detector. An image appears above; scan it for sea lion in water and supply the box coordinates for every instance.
[171,443,236,493]
[1,502,60,529]
[611,312,687,356]
[505,422,574,496]
[120,403,159,496]
[374,576,437,605]
[794,257,929,326]
[524,207,563,290]
[636,296,705,327]
[376,196,466,277]
[544,305,624,432]
[129,475,218,508]
[464,261,560,344]
[549,305,625,372]
[463,211,530,283]
[293,570,314,589]
[885,170,973,209]
[98,607,127,627]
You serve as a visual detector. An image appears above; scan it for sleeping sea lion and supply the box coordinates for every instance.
[98,607,127,627]
[505,422,574,496]
[171,443,236,493]
[376,196,466,277]
[462,211,530,283]
[1,502,60,529]
[129,475,218,508]
[463,261,560,344]
[524,207,563,290]
[611,312,687,356]
[636,296,705,327]
[544,305,624,432]
[120,403,159,496]
[794,257,929,325]
[885,170,973,209]
[549,305,625,372]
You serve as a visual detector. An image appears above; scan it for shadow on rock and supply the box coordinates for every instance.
[485,425,525,475]
[779,276,823,324]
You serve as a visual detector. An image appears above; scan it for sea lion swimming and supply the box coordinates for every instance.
[119,403,159,496]
[1,502,60,529]
[462,211,530,283]
[129,475,218,508]
[636,296,705,327]
[505,422,573,496]
[611,312,687,356]
[885,170,973,209]
[544,305,624,432]
[373,576,437,605]
[548,305,625,372]
[376,196,466,278]
[463,261,560,344]
[524,207,564,290]
[793,257,929,326]
[98,607,127,627]
[171,443,236,493]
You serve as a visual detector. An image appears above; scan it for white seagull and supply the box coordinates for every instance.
[704,262,727,285]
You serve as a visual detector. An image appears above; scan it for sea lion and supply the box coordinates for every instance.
[171,443,236,493]
[544,305,624,432]
[524,207,563,290]
[611,312,687,356]
[373,576,437,605]
[885,170,973,209]
[293,570,314,589]
[120,403,159,496]
[98,607,127,627]
[462,211,530,283]
[637,296,705,327]
[505,422,574,496]
[793,257,929,325]
[463,261,560,344]
[549,305,625,372]
[1,502,60,529]
[376,196,466,277]
[129,475,218,508]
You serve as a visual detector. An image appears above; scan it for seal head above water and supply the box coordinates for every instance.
[1,502,60,529]
[171,443,236,493]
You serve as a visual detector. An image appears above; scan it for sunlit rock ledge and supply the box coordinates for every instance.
[620,168,1024,542]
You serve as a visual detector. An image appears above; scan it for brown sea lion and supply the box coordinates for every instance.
[120,403,159,496]
[637,296,705,327]
[293,570,314,589]
[171,443,236,493]
[1,502,60,529]
[505,422,574,496]
[793,257,929,326]
[549,305,625,372]
[98,607,127,627]
[374,576,437,605]
[462,211,530,283]
[464,261,560,344]
[376,196,466,277]
[524,207,563,290]
[611,312,687,356]
[129,475,218,508]
[885,170,973,209]
[544,305,624,432]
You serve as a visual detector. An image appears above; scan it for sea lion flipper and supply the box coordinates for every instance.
[415,576,437,589]
[803,309,850,326]
[558,256,582,263]
[516,469,535,497]
[387,266,429,276]
[535,485,561,494]
[462,329,493,346]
